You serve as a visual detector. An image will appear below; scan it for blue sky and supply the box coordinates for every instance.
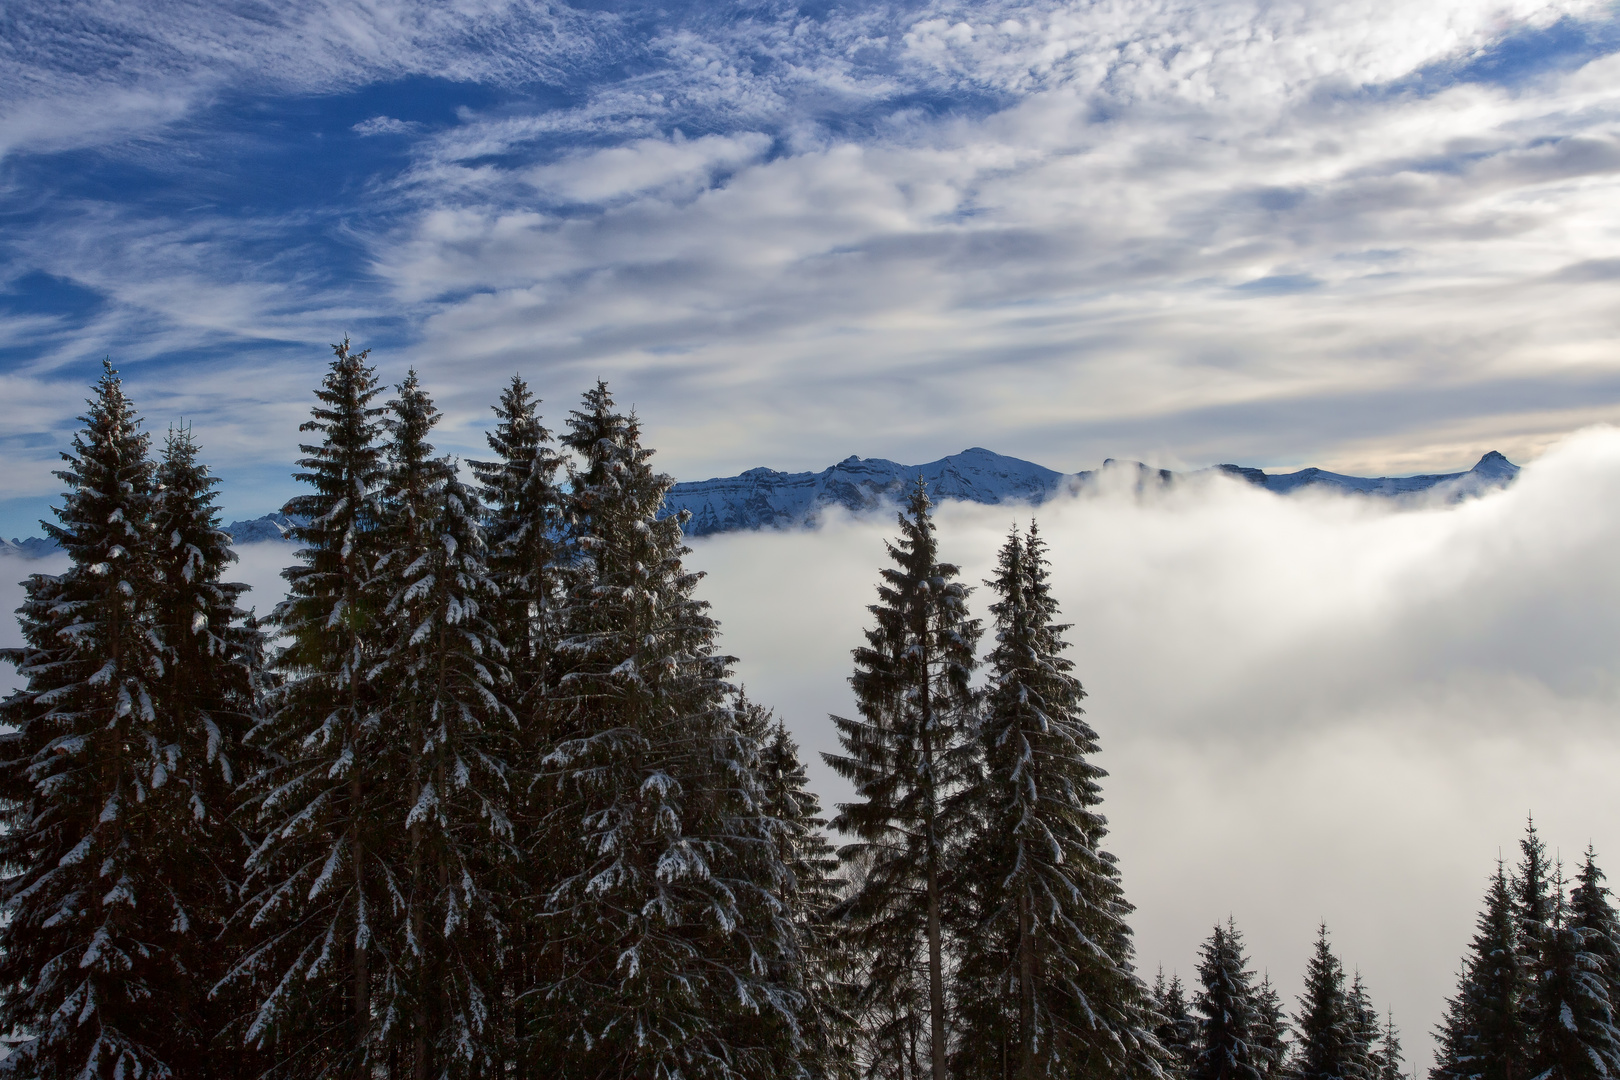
[4,0,1620,537]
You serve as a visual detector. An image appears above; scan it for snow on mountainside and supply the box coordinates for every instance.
[663,448,1520,536]
[0,450,1521,557]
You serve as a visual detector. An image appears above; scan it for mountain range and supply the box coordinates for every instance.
[0,448,1521,556]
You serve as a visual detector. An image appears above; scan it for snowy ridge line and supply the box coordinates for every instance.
[0,448,1521,556]
[659,447,1521,537]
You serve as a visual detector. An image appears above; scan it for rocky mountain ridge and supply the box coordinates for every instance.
[0,449,1520,556]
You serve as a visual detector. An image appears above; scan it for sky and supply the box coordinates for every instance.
[6,0,1620,1067]
[5,0,1620,537]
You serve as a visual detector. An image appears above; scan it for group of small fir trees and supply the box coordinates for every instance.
[1432,819,1620,1080]
[1151,922,1402,1080]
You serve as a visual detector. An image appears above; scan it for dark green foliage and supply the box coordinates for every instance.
[743,697,859,1080]
[1431,866,1527,1080]
[149,425,267,1075]
[1191,921,1262,1080]
[0,363,195,1077]
[1155,971,1200,1080]
[1294,925,1356,1080]
[1526,862,1620,1080]
[369,372,518,1077]
[467,374,565,1077]
[1252,975,1291,1080]
[230,339,389,1076]
[1347,973,1381,1080]
[1375,1011,1403,1080]
[952,523,1156,1080]
[823,478,980,1080]
[468,373,564,714]
[537,382,798,1079]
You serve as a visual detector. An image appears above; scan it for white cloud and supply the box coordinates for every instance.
[685,424,1620,1070]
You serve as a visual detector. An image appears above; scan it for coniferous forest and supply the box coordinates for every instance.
[2,347,1619,1080]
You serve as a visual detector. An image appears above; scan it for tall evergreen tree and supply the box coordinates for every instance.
[1431,865,1526,1080]
[824,478,980,1080]
[741,697,858,1080]
[538,382,798,1078]
[1346,973,1382,1080]
[149,424,267,1075]
[369,372,518,1078]
[1154,971,1200,1080]
[0,362,200,1077]
[953,523,1155,1080]
[227,339,390,1076]
[468,373,564,713]
[1294,925,1355,1080]
[1191,920,1262,1080]
[1376,1012,1403,1080]
[1252,975,1291,1080]
[1571,850,1620,1016]
[467,374,564,1077]
[1517,821,1554,993]
[1526,864,1620,1080]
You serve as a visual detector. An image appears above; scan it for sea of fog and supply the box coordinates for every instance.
[10,426,1620,1070]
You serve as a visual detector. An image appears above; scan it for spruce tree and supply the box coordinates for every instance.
[1571,850,1620,1018]
[823,478,980,1080]
[1375,1011,1403,1080]
[149,424,268,1074]
[1252,975,1291,1080]
[467,374,564,1076]
[368,372,518,1078]
[1154,971,1200,1080]
[1526,864,1620,1080]
[227,339,390,1076]
[1431,866,1526,1080]
[952,523,1155,1080]
[468,372,564,713]
[0,362,200,1077]
[1347,973,1382,1080]
[1191,920,1262,1080]
[538,382,798,1078]
[1516,821,1554,999]
[1294,925,1355,1080]
[742,697,858,1080]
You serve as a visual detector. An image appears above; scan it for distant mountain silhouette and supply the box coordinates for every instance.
[0,450,1521,556]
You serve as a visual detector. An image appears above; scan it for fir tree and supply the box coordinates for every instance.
[468,372,564,713]
[467,374,564,1077]
[1431,866,1526,1080]
[1346,973,1382,1080]
[1571,850,1620,1017]
[823,478,980,1080]
[953,523,1155,1080]
[369,372,518,1078]
[1191,920,1262,1080]
[1376,1011,1403,1080]
[1294,925,1355,1080]
[1526,863,1620,1080]
[742,697,858,1080]
[0,362,195,1077]
[1517,821,1554,999]
[227,339,390,1076]
[149,424,268,1074]
[1252,975,1291,1080]
[539,382,798,1078]
[1154,971,1200,1080]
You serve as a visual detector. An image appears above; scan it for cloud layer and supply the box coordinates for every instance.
[685,425,1620,1068]
[7,426,1620,1065]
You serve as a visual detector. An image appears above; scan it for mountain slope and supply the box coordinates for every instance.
[0,450,1521,556]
